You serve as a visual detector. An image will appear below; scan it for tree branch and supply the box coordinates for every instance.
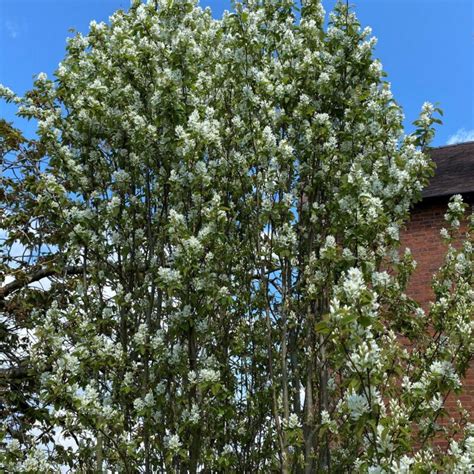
[0,265,83,302]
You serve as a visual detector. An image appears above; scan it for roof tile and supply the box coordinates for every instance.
[422,141,474,199]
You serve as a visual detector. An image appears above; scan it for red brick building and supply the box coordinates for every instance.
[401,141,474,440]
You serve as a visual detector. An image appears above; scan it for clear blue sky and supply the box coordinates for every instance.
[1,0,473,146]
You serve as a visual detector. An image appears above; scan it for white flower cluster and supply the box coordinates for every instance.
[345,389,369,420]
[372,271,391,288]
[445,194,465,228]
[166,434,182,452]
[349,335,382,372]
[284,413,300,430]
[320,235,337,258]
[199,368,220,384]
[157,267,181,286]
[449,436,474,473]
[342,267,366,300]
[0,83,17,101]
[429,360,461,389]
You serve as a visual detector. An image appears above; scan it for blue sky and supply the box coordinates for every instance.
[0,0,472,146]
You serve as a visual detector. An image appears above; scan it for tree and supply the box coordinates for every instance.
[1,0,472,472]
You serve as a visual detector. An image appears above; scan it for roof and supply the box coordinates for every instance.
[421,141,474,199]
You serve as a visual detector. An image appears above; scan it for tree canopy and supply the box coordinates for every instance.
[1,0,473,472]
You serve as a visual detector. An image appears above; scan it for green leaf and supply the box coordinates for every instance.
[315,320,331,334]
[341,313,357,325]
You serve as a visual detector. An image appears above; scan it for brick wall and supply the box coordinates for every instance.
[401,201,449,305]
[401,196,473,446]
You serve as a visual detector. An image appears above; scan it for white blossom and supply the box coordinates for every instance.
[346,389,369,420]
[166,434,182,451]
[199,368,220,384]
[343,267,366,300]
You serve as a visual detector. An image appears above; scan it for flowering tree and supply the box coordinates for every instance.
[1,0,472,472]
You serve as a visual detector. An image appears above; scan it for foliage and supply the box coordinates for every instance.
[1,0,472,472]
